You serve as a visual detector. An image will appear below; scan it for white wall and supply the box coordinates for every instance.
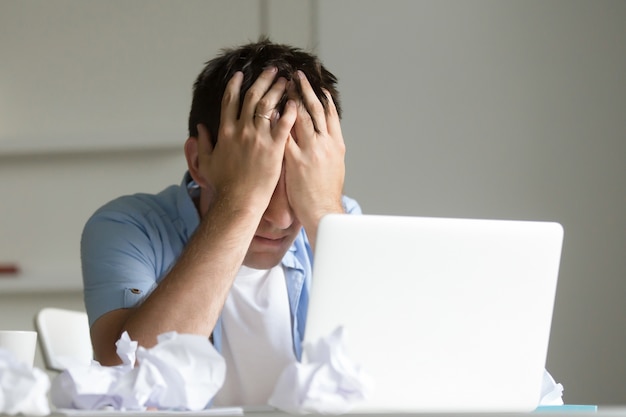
[318,0,626,406]
[0,0,264,289]
[1,0,624,406]
[0,0,315,375]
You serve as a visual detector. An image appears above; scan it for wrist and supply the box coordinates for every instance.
[207,183,273,214]
[301,201,345,239]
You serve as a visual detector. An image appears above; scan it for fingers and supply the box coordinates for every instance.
[240,67,281,122]
[296,70,328,133]
[322,88,341,137]
[253,77,288,128]
[220,71,244,129]
[221,67,293,137]
[273,100,298,144]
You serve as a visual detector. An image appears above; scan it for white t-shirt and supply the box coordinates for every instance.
[212,265,296,406]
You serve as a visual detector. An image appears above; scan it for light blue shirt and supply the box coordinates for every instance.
[81,172,361,360]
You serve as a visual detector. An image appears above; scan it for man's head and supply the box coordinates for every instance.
[186,39,343,270]
[188,38,341,147]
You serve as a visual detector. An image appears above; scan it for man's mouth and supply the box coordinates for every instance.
[253,234,286,246]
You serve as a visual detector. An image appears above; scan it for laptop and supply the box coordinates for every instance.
[304,214,564,413]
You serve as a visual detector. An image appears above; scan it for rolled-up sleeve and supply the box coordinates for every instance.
[81,210,159,327]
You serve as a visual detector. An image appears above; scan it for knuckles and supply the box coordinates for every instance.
[244,87,264,104]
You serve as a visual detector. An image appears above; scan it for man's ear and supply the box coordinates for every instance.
[184,125,213,188]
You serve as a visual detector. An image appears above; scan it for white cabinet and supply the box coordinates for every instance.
[0,1,263,156]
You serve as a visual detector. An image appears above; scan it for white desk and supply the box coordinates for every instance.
[43,407,626,417]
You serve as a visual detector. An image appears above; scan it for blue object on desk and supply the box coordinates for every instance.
[535,404,598,413]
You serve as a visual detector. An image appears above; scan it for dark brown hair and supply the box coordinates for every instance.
[188,38,341,146]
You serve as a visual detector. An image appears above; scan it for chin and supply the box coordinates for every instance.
[242,246,292,270]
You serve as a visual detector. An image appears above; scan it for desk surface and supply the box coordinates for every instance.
[44,406,626,417]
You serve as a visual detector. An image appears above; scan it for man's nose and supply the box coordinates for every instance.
[262,177,294,230]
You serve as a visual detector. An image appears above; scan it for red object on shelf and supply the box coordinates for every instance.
[0,263,20,276]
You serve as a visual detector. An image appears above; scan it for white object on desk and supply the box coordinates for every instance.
[0,347,51,416]
[306,214,564,413]
[34,307,93,371]
[50,331,226,411]
[0,329,38,368]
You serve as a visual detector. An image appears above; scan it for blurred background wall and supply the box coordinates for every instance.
[1,0,624,405]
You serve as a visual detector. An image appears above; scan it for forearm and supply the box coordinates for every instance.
[92,67,298,365]
[116,196,263,353]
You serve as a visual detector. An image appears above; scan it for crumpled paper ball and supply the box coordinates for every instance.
[0,348,51,416]
[267,326,564,414]
[268,326,374,414]
[539,369,564,406]
[50,331,225,411]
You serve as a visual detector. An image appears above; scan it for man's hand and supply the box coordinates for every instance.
[284,70,346,248]
[95,71,301,364]
[195,67,298,212]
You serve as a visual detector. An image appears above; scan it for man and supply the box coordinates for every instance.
[80,39,361,406]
